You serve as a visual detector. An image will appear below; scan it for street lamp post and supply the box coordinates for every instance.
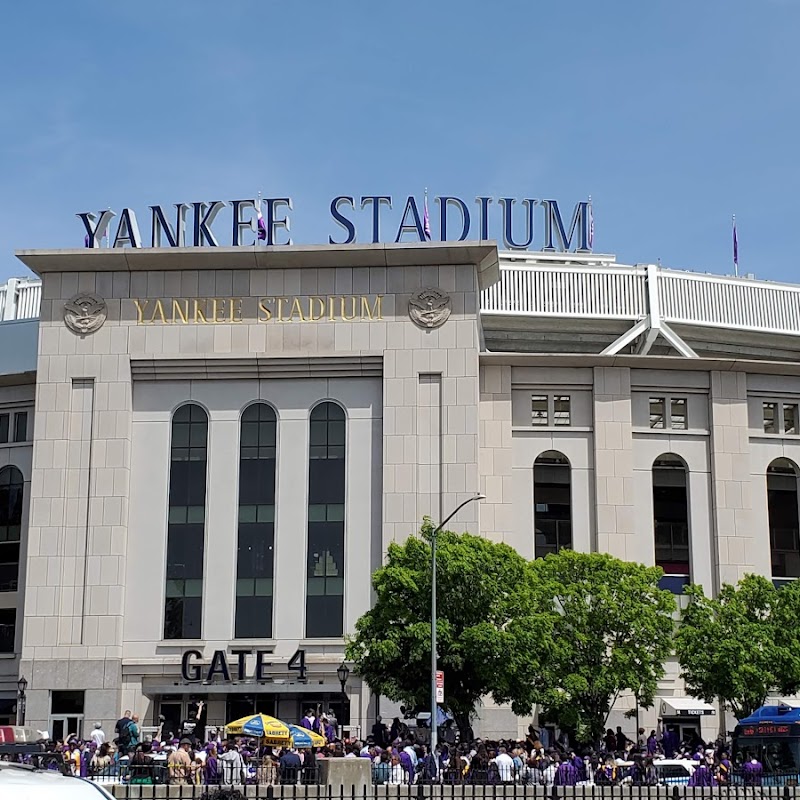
[16,676,27,727]
[336,661,350,741]
[337,661,350,698]
[430,494,485,758]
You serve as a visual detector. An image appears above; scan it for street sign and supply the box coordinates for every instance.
[435,670,444,703]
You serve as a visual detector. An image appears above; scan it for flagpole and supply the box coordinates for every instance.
[732,214,738,277]
[423,187,431,242]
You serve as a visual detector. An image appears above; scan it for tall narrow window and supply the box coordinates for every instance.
[649,397,666,429]
[531,396,548,426]
[784,405,799,436]
[306,402,345,638]
[553,396,571,426]
[12,412,27,443]
[164,404,208,639]
[653,454,690,593]
[763,402,777,434]
[670,398,688,430]
[236,404,277,639]
[533,451,572,558]
[0,467,23,592]
[767,458,800,580]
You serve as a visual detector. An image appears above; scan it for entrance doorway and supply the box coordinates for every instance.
[153,692,351,737]
[49,690,85,742]
[226,695,276,724]
[664,720,702,748]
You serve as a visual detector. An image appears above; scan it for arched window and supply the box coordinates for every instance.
[306,402,345,638]
[235,404,277,638]
[534,451,572,558]
[164,404,208,639]
[653,454,690,593]
[0,466,23,592]
[767,458,800,580]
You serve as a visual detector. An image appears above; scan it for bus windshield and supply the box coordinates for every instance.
[733,737,800,773]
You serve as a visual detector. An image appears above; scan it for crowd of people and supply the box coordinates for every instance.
[361,720,765,787]
[8,710,772,788]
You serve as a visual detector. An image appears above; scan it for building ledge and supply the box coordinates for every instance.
[15,242,500,289]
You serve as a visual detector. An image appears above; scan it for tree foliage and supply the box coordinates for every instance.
[510,550,676,745]
[345,520,548,737]
[675,574,800,719]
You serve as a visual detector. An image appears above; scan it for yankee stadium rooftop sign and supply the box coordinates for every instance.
[77,195,593,253]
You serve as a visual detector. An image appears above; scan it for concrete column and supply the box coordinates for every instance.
[709,371,756,587]
[592,367,635,557]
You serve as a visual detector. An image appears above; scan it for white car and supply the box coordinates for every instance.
[0,762,115,799]
[651,759,696,785]
[616,758,697,786]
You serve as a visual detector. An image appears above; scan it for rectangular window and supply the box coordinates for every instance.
[0,608,15,653]
[51,690,85,715]
[0,544,20,592]
[12,413,26,443]
[670,398,688,430]
[784,404,799,436]
[531,396,548,426]
[0,415,7,444]
[764,402,778,434]
[553,396,571,426]
[649,397,666,429]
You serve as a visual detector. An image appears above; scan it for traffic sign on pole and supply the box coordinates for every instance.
[435,670,444,703]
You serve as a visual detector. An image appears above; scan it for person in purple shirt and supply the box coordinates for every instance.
[742,756,763,786]
[398,749,414,783]
[689,760,716,787]
[646,731,657,755]
[570,752,585,781]
[204,745,219,785]
[80,746,91,778]
[319,715,336,742]
[716,752,732,785]
[554,758,578,786]
[300,709,319,733]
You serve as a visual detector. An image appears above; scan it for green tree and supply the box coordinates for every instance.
[509,550,676,745]
[345,520,549,739]
[675,574,800,720]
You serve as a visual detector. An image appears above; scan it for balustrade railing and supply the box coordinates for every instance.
[482,261,800,339]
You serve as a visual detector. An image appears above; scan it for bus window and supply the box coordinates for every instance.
[734,738,800,773]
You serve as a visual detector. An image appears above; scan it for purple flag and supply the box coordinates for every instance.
[733,217,738,268]
[84,234,90,248]
[423,192,431,241]
[588,203,594,250]
[256,204,267,241]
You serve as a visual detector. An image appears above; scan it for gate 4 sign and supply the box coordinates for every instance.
[180,647,307,683]
[435,670,444,704]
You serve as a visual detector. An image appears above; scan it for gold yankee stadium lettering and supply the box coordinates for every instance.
[131,295,383,324]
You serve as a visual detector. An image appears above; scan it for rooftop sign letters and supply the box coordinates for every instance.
[77,196,593,253]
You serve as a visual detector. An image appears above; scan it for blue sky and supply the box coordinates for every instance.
[1,0,798,282]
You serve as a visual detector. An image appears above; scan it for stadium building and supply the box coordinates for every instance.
[1,240,800,743]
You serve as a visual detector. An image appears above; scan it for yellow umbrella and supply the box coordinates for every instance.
[224,713,291,743]
[288,724,326,748]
